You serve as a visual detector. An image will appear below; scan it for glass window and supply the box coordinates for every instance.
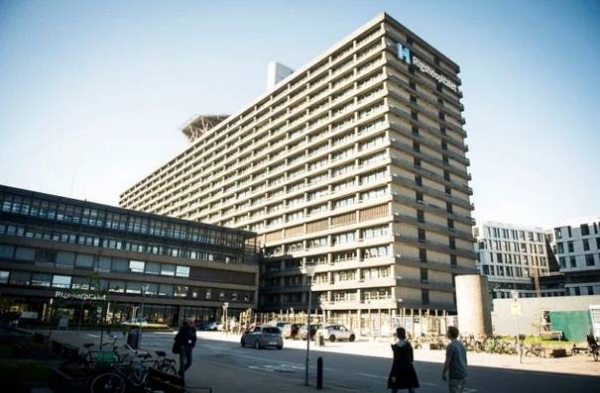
[14,247,35,261]
[129,260,145,273]
[75,254,93,269]
[31,273,52,287]
[56,252,75,268]
[97,256,111,272]
[126,281,144,294]
[72,276,90,289]
[10,271,30,285]
[176,266,190,278]
[35,249,56,263]
[0,270,9,284]
[160,264,175,276]
[145,262,160,275]
[158,284,173,296]
[145,283,159,295]
[174,285,188,297]
[52,275,72,288]
[111,258,128,272]
[0,244,14,259]
[109,280,125,292]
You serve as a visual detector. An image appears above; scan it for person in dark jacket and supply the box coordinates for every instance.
[174,318,197,382]
[388,327,420,393]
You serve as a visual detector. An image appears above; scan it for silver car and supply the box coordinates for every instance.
[241,325,284,350]
[317,324,356,342]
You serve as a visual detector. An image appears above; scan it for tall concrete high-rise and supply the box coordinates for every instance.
[120,13,476,322]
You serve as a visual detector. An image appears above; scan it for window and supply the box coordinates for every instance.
[93,256,110,273]
[158,284,173,296]
[111,258,128,272]
[420,268,428,283]
[421,289,429,305]
[568,242,574,253]
[10,271,30,285]
[417,210,424,223]
[15,247,35,261]
[581,224,590,236]
[54,252,75,268]
[583,239,590,251]
[75,254,93,269]
[174,285,188,297]
[129,260,145,273]
[586,254,595,266]
[450,254,457,267]
[72,276,90,289]
[418,229,426,242]
[570,257,576,268]
[419,248,427,262]
[161,264,176,276]
[31,273,51,287]
[557,243,564,254]
[52,275,72,289]
[176,266,190,277]
[0,244,14,259]
[0,271,9,284]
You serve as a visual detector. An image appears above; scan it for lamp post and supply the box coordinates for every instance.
[300,263,317,386]
[223,302,229,336]
[138,284,149,348]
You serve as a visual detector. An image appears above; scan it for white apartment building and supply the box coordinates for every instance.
[119,13,476,320]
[473,221,552,298]
[548,217,600,296]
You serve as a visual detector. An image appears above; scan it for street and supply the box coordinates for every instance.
[48,329,600,393]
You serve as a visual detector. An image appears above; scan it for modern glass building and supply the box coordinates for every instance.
[548,217,600,296]
[120,13,476,323]
[0,185,258,326]
[473,221,554,298]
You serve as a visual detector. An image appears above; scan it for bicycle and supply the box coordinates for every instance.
[59,342,97,377]
[148,350,177,375]
[90,355,150,393]
[524,342,546,358]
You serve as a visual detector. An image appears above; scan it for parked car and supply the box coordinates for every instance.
[298,324,322,340]
[241,325,283,350]
[281,323,301,339]
[317,324,356,342]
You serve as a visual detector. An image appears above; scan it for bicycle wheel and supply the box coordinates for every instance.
[91,372,126,393]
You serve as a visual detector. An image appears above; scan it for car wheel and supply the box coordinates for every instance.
[255,340,261,349]
[329,335,336,342]
[277,345,283,350]
[349,334,355,342]
[241,339,245,348]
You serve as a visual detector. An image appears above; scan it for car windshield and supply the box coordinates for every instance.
[263,327,281,334]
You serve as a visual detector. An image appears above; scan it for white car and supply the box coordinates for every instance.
[317,324,356,342]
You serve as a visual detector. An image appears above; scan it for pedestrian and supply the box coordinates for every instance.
[388,327,420,393]
[441,326,468,393]
[174,318,197,383]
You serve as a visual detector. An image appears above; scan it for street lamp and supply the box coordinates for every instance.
[300,262,317,386]
[138,284,149,348]
[223,302,229,336]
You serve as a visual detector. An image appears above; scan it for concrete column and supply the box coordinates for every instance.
[455,275,492,336]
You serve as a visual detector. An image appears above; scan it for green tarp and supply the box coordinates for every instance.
[550,311,591,342]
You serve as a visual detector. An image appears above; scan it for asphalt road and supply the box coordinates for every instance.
[45,329,600,393]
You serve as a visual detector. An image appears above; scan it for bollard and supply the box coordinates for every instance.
[317,356,323,389]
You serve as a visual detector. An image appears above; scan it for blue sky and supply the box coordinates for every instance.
[1,0,598,228]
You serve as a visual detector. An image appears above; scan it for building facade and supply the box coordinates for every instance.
[120,13,476,323]
[0,185,258,326]
[548,217,600,296]
[473,221,554,299]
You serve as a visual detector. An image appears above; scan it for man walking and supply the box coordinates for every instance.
[441,326,468,392]
[174,318,197,383]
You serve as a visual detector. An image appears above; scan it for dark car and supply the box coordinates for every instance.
[298,324,322,340]
[241,325,283,350]
[281,323,301,339]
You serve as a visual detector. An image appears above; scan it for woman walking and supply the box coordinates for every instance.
[388,327,420,393]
